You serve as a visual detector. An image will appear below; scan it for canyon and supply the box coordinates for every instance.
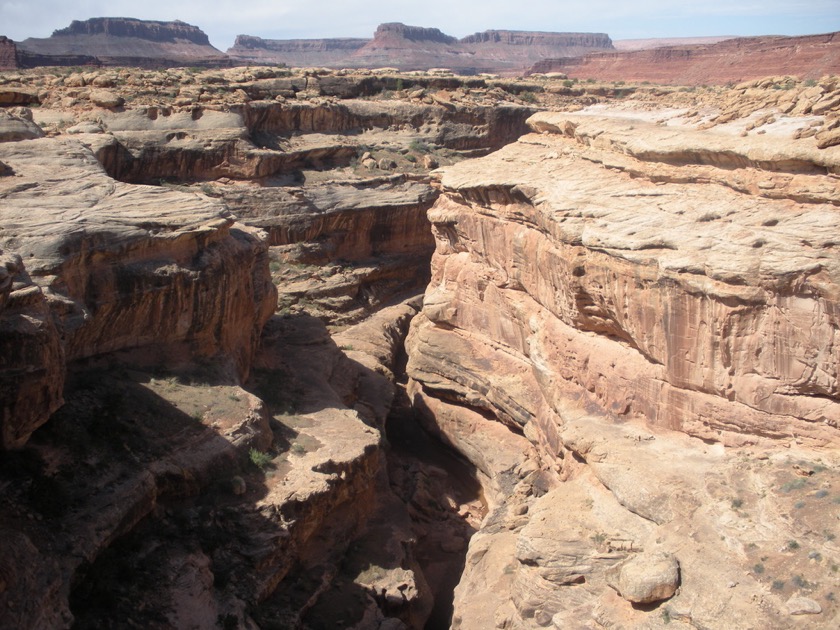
[0,50,839,630]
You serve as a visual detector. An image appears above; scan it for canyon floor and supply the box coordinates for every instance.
[0,66,839,629]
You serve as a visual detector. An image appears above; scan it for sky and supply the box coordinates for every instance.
[2,0,839,50]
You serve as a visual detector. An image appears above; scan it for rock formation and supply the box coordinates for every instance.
[0,132,277,447]
[405,99,840,627]
[0,37,16,70]
[227,35,369,67]
[15,18,230,69]
[228,22,614,75]
[2,60,840,629]
[532,31,840,84]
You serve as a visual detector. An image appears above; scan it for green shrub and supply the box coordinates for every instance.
[249,448,272,469]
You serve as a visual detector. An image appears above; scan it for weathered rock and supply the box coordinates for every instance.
[16,17,230,69]
[407,104,840,629]
[816,125,840,149]
[533,31,840,85]
[88,88,124,108]
[0,89,39,106]
[786,596,822,615]
[0,252,64,449]
[0,137,276,446]
[0,110,44,142]
[606,551,680,604]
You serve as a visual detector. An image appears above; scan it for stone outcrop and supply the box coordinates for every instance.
[405,106,840,627]
[532,31,840,84]
[228,22,613,74]
[0,36,17,70]
[16,18,230,69]
[0,136,276,447]
[227,35,368,67]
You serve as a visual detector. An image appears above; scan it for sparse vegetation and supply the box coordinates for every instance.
[249,448,273,469]
[781,477,809,493]
[731,498,743,509]
[787,540,800,551]
[791,574,811,589]
[753,563,765,574]
[409,139,433,154]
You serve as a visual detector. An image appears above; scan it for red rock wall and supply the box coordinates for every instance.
[533,32,840,84]
[407,112,840,450]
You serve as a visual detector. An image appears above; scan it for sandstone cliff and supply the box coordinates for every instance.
[16,17,230,69]
[4,63,840,628]
[227,35,368,66]
[228,22,614,74]
[532,31,840,84]
[406,107,840,627]
[0,135,276,448]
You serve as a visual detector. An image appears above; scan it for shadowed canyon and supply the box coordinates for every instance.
[1,16,840,630]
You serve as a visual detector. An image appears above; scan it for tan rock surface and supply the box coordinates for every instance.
[413,112,840,447]
[0,136,276,446]
[407,106,840,628]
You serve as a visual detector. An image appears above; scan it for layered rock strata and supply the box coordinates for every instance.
[406,110,840,627]
[16,18,230,69]
[0,136,276,447]
[228,22,614,75]
[533,31,840,85]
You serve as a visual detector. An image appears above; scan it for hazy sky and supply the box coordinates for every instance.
[2,0,839,50]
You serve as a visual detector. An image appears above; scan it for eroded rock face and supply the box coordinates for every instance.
[0,136,276,446]
[16,18,230,69]
[0,252,64,449]
[411,112,840,448]
[534,31,840,84]
[0,36,16,70]
[406,107,840,627]
[229,22,613,75]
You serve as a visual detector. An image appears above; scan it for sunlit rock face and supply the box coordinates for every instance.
[406,110,840,628]
[0,136,276,448]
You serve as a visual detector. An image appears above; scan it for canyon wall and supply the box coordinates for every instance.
[406,108,840,627]
[3,64,840,628]
[228,35,368,66]
[532,31,840,84]
[0,130,277,448]
[228,22,614,74]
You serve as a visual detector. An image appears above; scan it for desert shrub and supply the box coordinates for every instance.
[249,448,272,469]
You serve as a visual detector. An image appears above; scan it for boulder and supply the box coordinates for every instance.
[785,597,822,616]
[0,89,39,106]
[89,89,124,108]
[0,111,43,143]
[607,552,680,604]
